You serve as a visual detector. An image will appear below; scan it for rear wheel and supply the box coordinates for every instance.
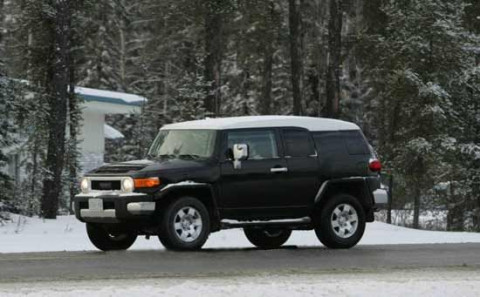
[86,223,137,251]
[244,228,292,249]
[158,197,211,251]
[314,194,366,249]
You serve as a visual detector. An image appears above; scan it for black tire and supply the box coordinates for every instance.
[86,223,137,251]
[244,228,292,249]
[158,197,211,251]
[314,194,366,249]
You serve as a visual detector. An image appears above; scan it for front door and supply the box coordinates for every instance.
[219,129,291,219]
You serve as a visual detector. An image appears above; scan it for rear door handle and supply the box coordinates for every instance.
[270,167,288,173]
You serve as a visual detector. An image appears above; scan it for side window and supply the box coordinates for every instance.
[313,132,345,155]
[343,131,370,155]
[283,129,315,157]
[227,130,279,160]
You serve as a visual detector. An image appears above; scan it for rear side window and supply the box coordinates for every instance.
[313,132,345,155]
[227,130,279,160]
[282,129,315,157]
[343,131,370,155]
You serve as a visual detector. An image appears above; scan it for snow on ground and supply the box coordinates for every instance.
[0,269,479,297]
[2,214,480,253]
[376,209,448,230]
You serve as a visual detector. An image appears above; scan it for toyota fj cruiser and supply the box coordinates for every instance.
[74,116,387,251]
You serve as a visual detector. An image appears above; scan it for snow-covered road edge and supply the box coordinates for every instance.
[2,214,480,253]
[0,269,479,297]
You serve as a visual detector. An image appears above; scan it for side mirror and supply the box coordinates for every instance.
[232,143,248,169]
[233,144,248,160]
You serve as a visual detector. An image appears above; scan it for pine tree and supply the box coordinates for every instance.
[18,0,83,218]
[360,0,477,229]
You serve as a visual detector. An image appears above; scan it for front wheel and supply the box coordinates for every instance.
[158,197,211,251]
[314,194,366,249]
[86,223,137,251]
[244,228,292,249]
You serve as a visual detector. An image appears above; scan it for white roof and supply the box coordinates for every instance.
[75,86,147,106]
[161,116,360,131]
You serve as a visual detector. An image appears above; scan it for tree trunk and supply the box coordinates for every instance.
[67,93,78,214]
[288,0,303,115]
[413,186,420,229]
[307,68,320,116]
[0,0,3,41]
[29,136,39,215]
[325,0,343,119]
[260,3,274,115]
[41,1,71,219]
[0,0,4,68]
[204,2,223,117]
[119,25,126,90]
[446,182,465,231]
[67,9,79,215]
[315,0,329,116]
[387,174,393,224]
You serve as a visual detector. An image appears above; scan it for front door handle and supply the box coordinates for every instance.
[270,167,288,173]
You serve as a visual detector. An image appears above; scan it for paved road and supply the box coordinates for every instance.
[0,243,479,283]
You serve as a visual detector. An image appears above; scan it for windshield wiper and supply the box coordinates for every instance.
[177,154,204,160]
[155,154,177,160]
[150,154,205,160]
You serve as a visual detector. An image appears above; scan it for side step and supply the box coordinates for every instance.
[220,217,313,230]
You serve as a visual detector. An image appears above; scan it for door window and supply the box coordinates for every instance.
[227,130,279,160]
[283,129,315,157]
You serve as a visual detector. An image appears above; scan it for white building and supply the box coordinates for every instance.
[4,87,146,181]
[75,87,146,173]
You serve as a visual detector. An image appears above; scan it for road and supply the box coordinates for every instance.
[0,243,479,283]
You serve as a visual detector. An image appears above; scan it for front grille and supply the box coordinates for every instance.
[103,201,115,209]
[91,180,121,191]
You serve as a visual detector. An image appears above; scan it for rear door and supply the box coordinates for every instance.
[219,128,291,218]
[281,128,320,209]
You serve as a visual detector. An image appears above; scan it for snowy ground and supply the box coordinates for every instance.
[2,215,480,296]
[2,214,480,253]
[0,269,479,297]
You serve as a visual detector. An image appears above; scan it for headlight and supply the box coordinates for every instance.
[80,177,90,193]
[122,177,135,193]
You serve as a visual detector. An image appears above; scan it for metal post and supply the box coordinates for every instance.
[387,174,393,224]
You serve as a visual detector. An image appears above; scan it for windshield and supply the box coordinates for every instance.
[148,130,217,159]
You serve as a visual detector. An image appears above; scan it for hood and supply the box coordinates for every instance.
[140,158,208,173]
[90,159,155,175]
[89,158,208,176]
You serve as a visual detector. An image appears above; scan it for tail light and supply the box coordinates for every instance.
[369,159,382,172]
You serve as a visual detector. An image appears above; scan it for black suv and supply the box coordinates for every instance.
[74,116,387,251]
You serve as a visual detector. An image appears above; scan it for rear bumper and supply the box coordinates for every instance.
[73,192,156,223]
[373,188,388,208]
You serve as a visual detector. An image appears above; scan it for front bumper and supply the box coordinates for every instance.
[74,192,156,223]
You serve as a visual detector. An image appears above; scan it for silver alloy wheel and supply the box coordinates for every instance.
[330,203,358,239]
[173,206,203,243]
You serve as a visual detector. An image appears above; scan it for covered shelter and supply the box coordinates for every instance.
[75,87,146,173]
